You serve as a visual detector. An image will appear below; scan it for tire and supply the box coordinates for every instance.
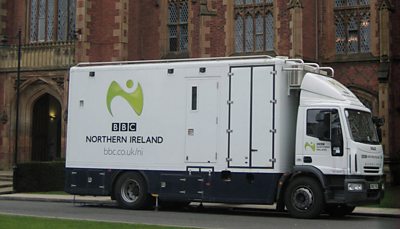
[114,172,150,209]
[325,204,355,217]
[284,177,325,219]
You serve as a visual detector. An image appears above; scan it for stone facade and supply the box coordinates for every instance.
[0,0,399,183]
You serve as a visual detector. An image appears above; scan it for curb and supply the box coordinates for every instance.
[0,194,114,205]
[353,207,400,218]
[352,212,400,218]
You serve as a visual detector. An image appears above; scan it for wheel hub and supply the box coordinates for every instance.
[292,187,313,211]
[121,179,140,203]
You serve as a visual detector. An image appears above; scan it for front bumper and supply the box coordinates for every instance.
[325,175,385,205]
[344,177,384,205]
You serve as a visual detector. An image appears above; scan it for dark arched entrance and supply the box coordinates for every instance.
[31,94,61,161]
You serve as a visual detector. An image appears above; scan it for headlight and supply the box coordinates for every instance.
[348,183,363,191]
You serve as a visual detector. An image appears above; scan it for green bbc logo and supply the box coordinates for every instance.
[106,80,144,117]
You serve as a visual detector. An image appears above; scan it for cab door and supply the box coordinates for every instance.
[300,108,348,174]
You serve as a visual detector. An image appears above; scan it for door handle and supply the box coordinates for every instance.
[251,149,258,152]
[303,156,312,163]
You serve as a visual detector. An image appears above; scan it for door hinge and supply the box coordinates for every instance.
[226,129,233,133]
[270,99,277,104]
[270,70,277,75]
[227,100,234,105]
[228,72,234,77]
[269,158,276,163]
[226,157,232,162]
[270,129,277,133]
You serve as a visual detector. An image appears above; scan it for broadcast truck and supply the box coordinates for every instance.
[65,56,384,218]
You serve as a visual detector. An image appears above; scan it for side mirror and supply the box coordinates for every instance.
[376,128,382,143]
[372,116,384,127]
[372,116,384,143]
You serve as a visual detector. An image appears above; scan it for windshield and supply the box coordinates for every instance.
[345,109,379,145]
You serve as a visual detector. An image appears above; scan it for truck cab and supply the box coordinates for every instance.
[286,70,384,217]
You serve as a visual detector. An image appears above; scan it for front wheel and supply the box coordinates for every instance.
[284,177,325,219]
[114,172,151,209]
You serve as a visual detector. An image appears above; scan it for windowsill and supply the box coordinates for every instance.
[28,40,76,45]
[324,53,379,63]
[162,51,189,59]
[230,50,277,57]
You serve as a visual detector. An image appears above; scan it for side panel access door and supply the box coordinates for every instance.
[251,67,274,168]
[228,66,275,168]
[185,78,218,163]
[228,67,251,167]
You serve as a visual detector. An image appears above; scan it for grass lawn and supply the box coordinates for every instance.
[0,214,192,229]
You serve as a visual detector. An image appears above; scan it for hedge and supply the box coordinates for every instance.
[14,161,65,193]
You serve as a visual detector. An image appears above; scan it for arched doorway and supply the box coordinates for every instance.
[31,93,61,161]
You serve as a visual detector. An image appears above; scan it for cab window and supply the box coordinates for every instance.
[307,109,330,140]
[307,109,343,156]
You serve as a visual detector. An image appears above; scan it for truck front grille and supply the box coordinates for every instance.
[363,166,380,174]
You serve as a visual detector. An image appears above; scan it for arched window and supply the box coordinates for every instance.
[29,0,76,42]
[234,0,274,53]
[334,0,370,54]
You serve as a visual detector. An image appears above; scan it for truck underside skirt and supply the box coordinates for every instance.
[65,168,283,204]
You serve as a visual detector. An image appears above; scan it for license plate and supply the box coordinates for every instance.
[370,183,379,190]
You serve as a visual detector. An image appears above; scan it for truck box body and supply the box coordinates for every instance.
[66,57,295,202]
[65,56,384,218]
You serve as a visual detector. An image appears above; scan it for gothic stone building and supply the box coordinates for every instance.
[0,0,399,183]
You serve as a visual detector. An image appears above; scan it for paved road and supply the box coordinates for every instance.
[0,200,398,229]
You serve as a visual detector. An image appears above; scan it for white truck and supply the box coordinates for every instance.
[65,56,384,218]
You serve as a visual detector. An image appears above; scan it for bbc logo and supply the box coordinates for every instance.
[112,123,137,132]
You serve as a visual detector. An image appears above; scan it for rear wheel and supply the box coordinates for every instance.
[284,177,325,219]
[115,172,150,209]
[325,204,355,217]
